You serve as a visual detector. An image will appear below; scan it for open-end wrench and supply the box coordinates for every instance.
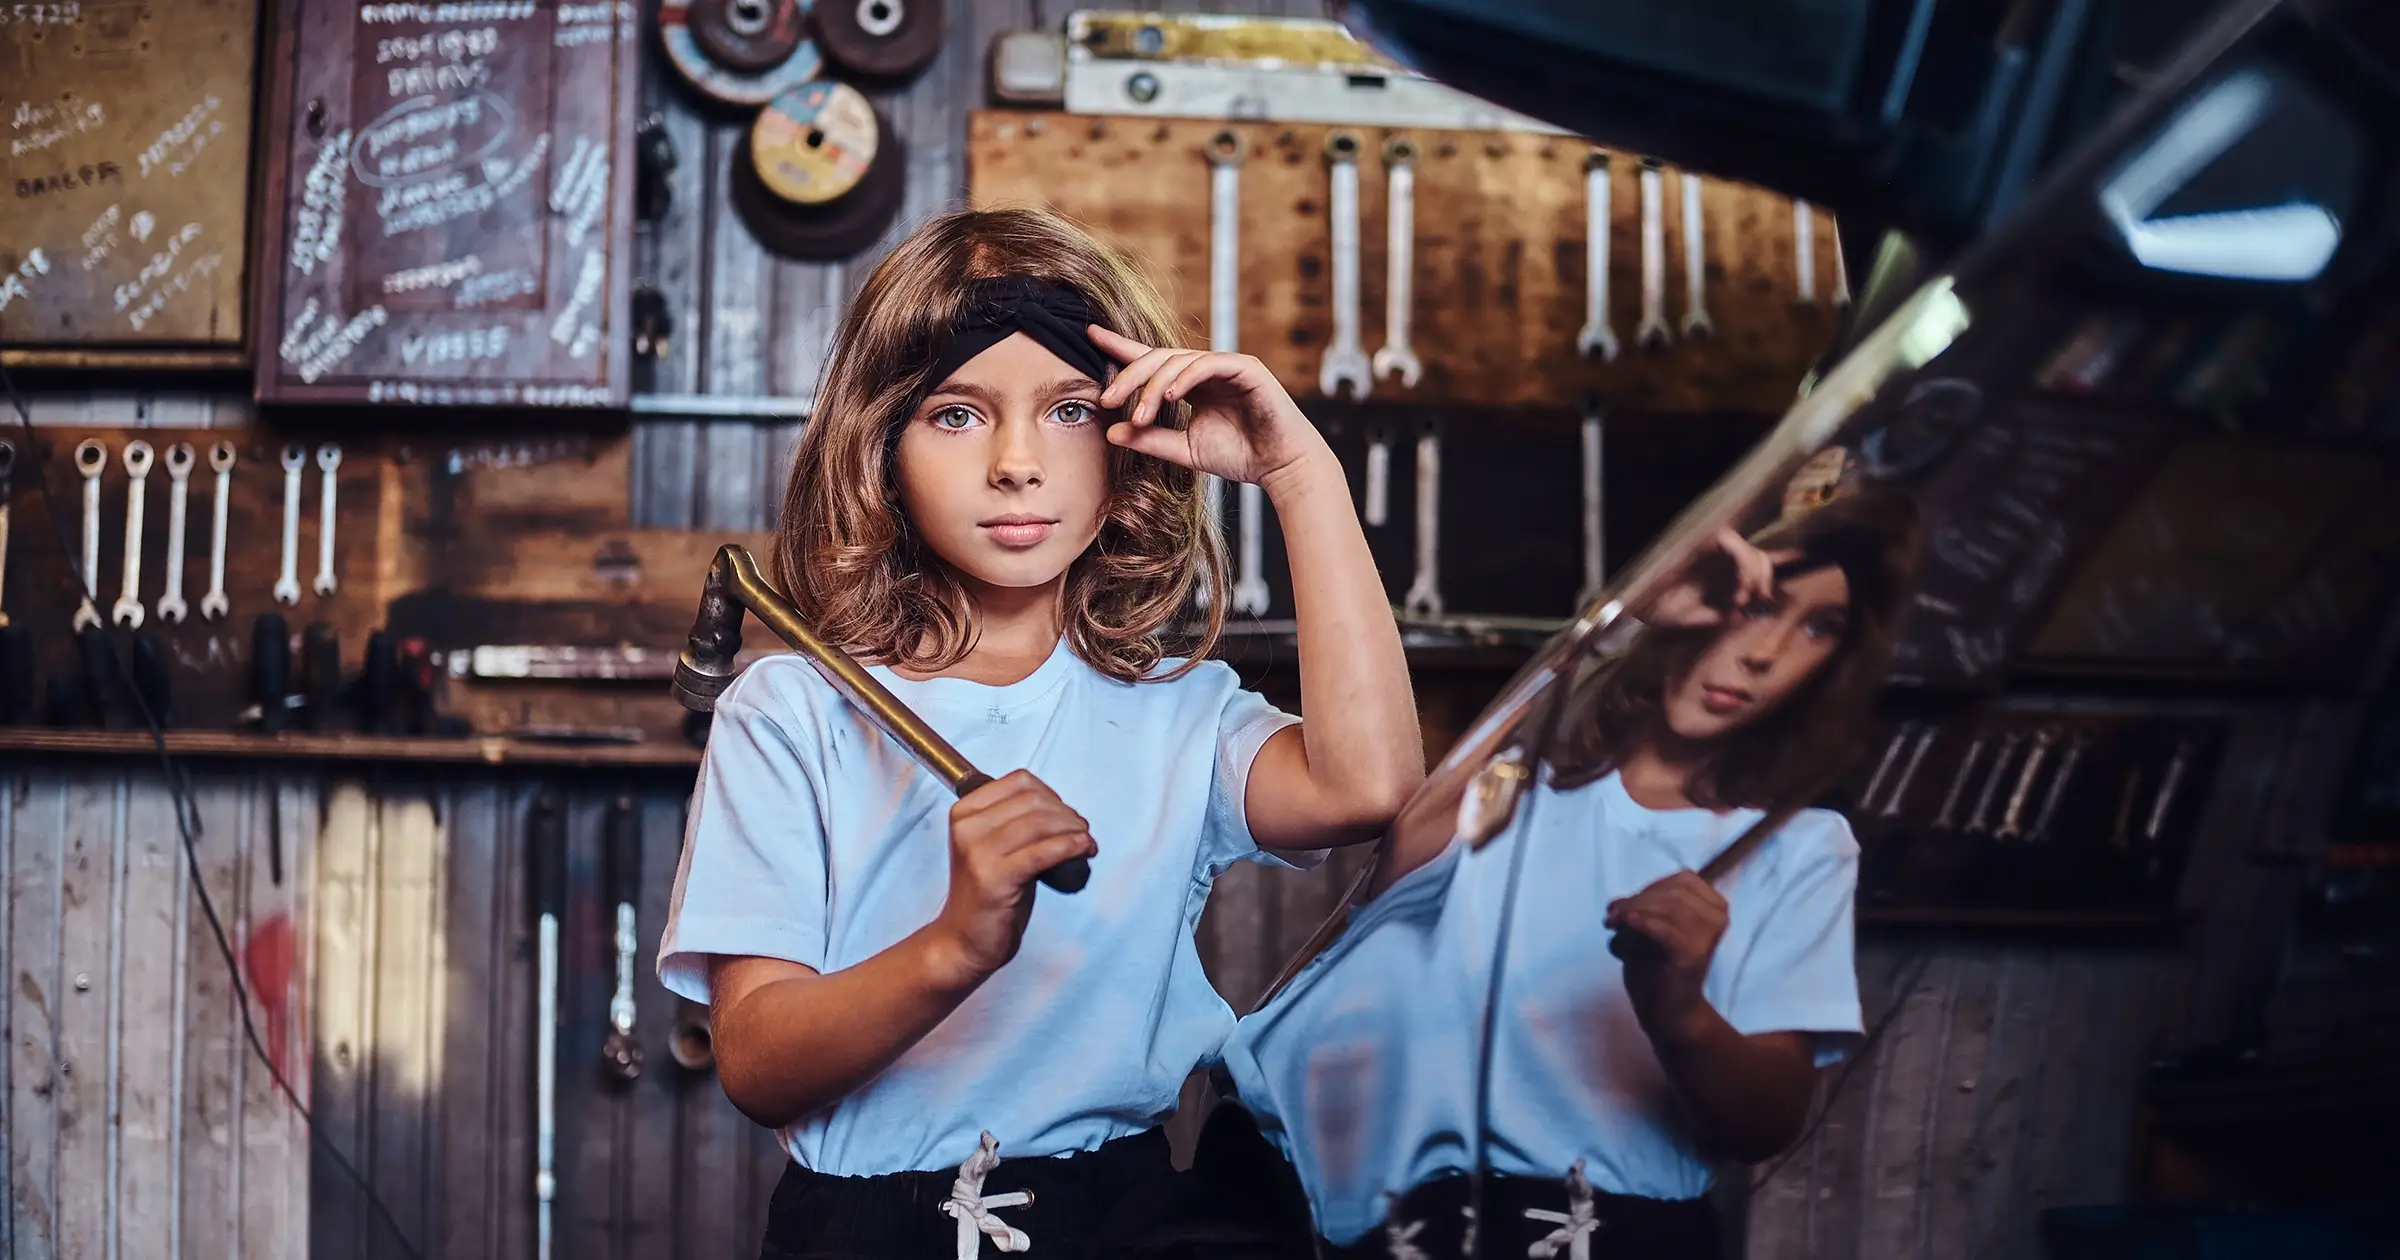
[1859,723,1913,811]
[315,443,342,596]
[1793,200,1818,305]
[1230,481,1270,615]
[1636,158,1672,351]
[1202,129,1246,590]
[112,441,153,628]
[1680,170,1714,340]
[1363,427,1390,528]
[1577,400,1605,609]
[1879,725,1939,819]
[1962,731,2024,836]
[2027,730,2091,842]
[1830,211,1852,308]
[73,440,106,631]
[1995,726,2060,840]
[1930,734,1989,832]
[1576,151,1619,362]
[273,444,305,606]
[0,441,13,627]
[200,442,235,621]
[1400,426,1442,618]
[155,443,194,624]
[1371,136,1423,388]
[1317,131,1371,400]
[2143,736,2198,843]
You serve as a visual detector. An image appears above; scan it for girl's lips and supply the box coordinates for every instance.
[1699,685,1751,715]
[981,520,1056,547]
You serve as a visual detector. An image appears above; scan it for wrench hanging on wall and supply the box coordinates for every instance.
[73,440,105,631]
[1372,136,1423,388]
[1577,399,1606,609]
[530,794,566,1260]
[1318,131,1371,400]
[113,441,152,628]
[273,445,305,606]
[602,793,644,1082]
[156,443,194,625]
[200,443,235,622]
[1576,151,1619,362]
[1679,170,1714,340]
[314,444,342,597]
[1635,157,1672,351]
[1401,423,1443,618]
[1202,128,1245,609]
[1362,426,1391,528]
[1792,200,1818,305]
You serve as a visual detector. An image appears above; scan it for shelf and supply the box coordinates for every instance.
[0,728,705,770]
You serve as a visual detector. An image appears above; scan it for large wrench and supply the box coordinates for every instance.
[1577,400,1605,609]
[1793,200,1818,305]
[200,442,235,621]
[1371,136,1422,387]
[1879,725,1939,819]
[1400,427,1442,618]
[156,443,194,624]
[1362,429,1391,528]
[0,441,13,627]
[1635,157,1672,351]
[73,440,106,631]
[1930,735,1988,832]
[314,443,342,596]
[112,440,153,628]
[1680,170,1714,340]
[273,444,305,605]
[1830,210,1852,308]
[1962,731,2023,836]
[1576,151,1619,362]
[1202,129,1245,596]
[1994,726,2059,840]
[2027,730,2090,842]
[1317,131,1370,400]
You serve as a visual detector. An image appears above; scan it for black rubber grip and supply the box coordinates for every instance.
[302,622,340,733]
[530,793,567,920]
[603,793,640,907]
[0,625,35,725]
[252,614,291,735]
[360,631,394,736]
[76,625,124,730]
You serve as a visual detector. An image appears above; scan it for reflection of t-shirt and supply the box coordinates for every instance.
[657,643,1304,1177]
[1226,770,1862,1241]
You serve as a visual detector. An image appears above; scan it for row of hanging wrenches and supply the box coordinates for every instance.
[53,437,342,631]
[1854,717,2207,852]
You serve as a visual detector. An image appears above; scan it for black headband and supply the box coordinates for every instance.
[921,278,1113,395]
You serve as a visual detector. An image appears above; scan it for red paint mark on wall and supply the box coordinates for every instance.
[242,914,297,1079]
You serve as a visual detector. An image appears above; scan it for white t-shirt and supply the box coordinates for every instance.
[1226,769,1862,1243]
[658,641,1305,1177]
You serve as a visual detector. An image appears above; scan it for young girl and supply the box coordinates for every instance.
[656,207,1422,1259]
[1224,479,1918,1258]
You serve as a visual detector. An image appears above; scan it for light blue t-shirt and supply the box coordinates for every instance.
[657,641,1303,1177]
[1226,769,1863,1243]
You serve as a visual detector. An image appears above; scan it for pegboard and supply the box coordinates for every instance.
[966,110,1845,415]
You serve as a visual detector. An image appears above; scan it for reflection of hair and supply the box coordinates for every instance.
[1547,487,1922,809]
[773,208,1226,682]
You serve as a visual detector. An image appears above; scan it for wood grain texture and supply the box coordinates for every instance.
[54,774,113,1260]
[967,111,1839,415]
[175,776,248,1260]
[9,775,64,1260]
[114,780,184,1260]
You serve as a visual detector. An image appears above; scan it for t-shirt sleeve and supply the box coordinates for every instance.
[1719,814,1865,1067]
[1200,678,1315,876]
[656,673,832,1005]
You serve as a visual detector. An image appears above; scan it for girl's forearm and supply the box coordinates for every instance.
[1260,450,1425,825]
[713,925,984,1130]
[1641,1002,1817,1163]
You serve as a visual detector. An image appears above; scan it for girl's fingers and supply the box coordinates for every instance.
[1107,416,1196,466]
[1099,347,1179,409]
[1088,323,1152,365]
[1136,351,1205,426]
[1006,832,1102,886]
[1159,351,1237,404]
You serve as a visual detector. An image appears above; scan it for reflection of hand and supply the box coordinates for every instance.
[1641,527,1775,629]
[1605,871,1729,1042]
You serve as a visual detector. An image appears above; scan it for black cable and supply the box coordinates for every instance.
[1749,948,1935,1193]
[0,360,426,1260]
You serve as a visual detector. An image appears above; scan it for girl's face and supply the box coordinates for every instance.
[895,332,1111,594]
[1660,553,1853,741]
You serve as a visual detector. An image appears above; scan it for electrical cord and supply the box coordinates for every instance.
[1749,947,1935,1192]
[0,359,426,1260]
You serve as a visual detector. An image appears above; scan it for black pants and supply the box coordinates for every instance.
[1321,1169,1721,1260]
[758,1125,1311,1260]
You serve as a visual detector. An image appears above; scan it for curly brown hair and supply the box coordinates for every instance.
[772,207,1227,682]
[1547,486,1922,809]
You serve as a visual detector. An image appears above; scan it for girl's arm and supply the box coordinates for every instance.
[1091,326,1424,849]
[705,771,1097,1129]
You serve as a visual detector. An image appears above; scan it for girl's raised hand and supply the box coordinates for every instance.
[1089,325,1331,488]
[1642,527,1778,629]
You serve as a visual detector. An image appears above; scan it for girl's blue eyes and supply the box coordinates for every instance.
[926,401,1100,431]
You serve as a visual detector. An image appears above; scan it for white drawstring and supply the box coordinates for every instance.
[939,1131,1033,1258]
[1524,1160,1601,1260]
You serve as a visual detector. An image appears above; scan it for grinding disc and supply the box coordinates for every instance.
[733,82,907,260]
[814,0,945,83]
[689,0,809,74]
[659,0,824,109]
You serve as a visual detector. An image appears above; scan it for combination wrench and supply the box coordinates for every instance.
[1635,157,1672,351]
[2143,737,2198,844]
[1793,200,1817,305]
[1317,131,1371,400]
[1362,428,1391,528]
[1576,151,1619,362]
[1400,426,1442,618]
[2026,730,2091,842]
[156,443,195,624]
[1858,724,1913,812]
[1680,170,1714,340]
[1930,735,1989,832]
[1961,731,2024,836]
[273,444,305,606]
[315,443,343,596]
[1371,136,1422,388]
[1829,210,1852,308]
[1203,129,1245,590]
[200,442,235,621]
[1994,727,2060,840]
[112,440,153,628]
[73,440,106,631]
[1879,725,1939,819]
[1577,400,1605,609]
[0,441,13,627]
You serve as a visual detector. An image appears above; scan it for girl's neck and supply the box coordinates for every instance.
[893,573,1067,686]
[1616,729,1715,811]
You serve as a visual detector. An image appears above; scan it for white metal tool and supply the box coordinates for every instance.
[1371,136,1422,387]
[1995,727,2060,840]
[1576,151,1619,362]
[1680,170,1714,340]
[601,795,645,1082]
[1577,401,1605,609]
[1963,731,2024,836]
[1317,131,1371,399]
[112,440,153,628]
[156,443,194,624]
[1363,429,1391,527]
[1859,724,1913,811]
[0,441,14,627]
[1830,212,1852,308]
[1881,725,1939,818]
[1202,129,1245,598]
[73,440,106,631]
[1400,427,1442,618]
[530,796,565,1260]
[273,444,304,606]
[2027,730,2090,841]
[1636,157,1672,351]
[1793,199,1818,305]
[314,443,342,596]
[1931,735,1989,831]
[200,442,235,621]
[2144,737,2198,843]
